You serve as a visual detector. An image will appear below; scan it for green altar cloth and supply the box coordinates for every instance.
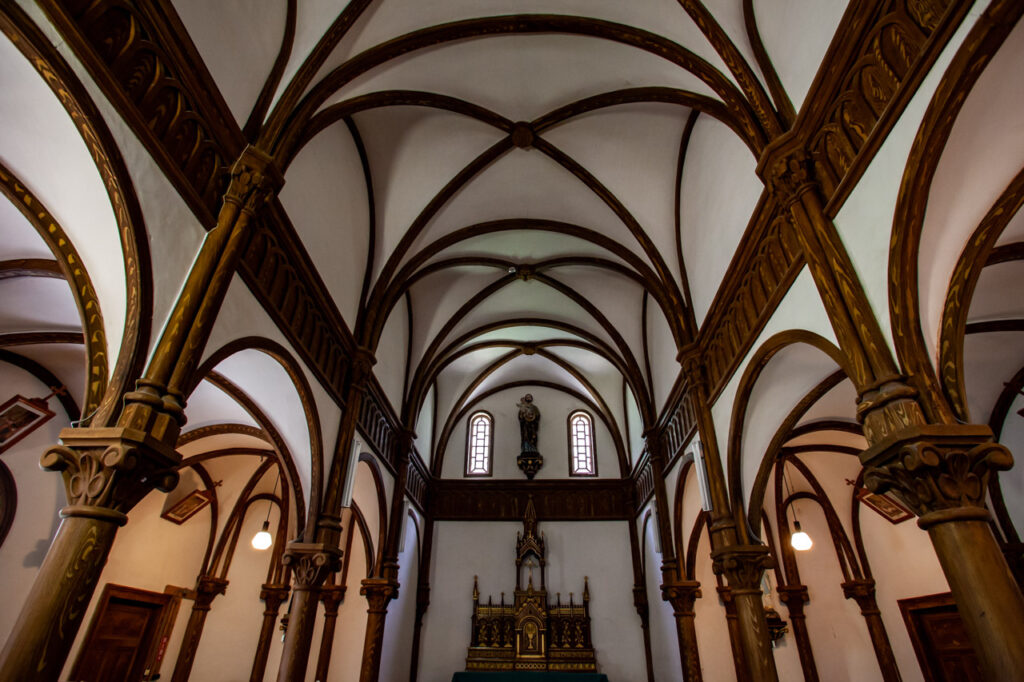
[452,674,608,682]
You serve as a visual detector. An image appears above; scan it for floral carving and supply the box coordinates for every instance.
[711,544,774,592]
[282,543,341,589]
[41,432,178,513]
[864,440,1012,517]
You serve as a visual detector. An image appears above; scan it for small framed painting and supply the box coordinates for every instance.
[161,489,213,524]
[856,486,914,524]
[0,395,55,454]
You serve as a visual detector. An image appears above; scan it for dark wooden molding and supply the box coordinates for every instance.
[0,459,15,550]
[0,332,84,348]
[430,478,632,521]
[0,259,63,280]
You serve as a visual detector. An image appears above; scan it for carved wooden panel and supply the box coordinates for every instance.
[806,0,969,208]
[662,392,698,463]
[406,454,429,511]
[44,0,240,223]
[431,480,631,521]
[700,209,803,396]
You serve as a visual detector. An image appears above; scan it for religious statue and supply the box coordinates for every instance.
[516,394,543,478]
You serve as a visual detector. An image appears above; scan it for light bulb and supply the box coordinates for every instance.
[790,521,812,551]
[252,520,272,550]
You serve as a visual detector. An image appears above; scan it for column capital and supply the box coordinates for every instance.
[349,347,377,387]
[223,145,283,215]
[661,579,702,617]
[282,542,342,590]
[320,584,347,613]
[776,584,809,616]
[755,132,816,203]
[711,544,774,594]
[42,426,180,519]
[360,576,399,612]
[860,424,1012,528]
[676,343,706,392]
[260,583,290,612]
[194,575,229,608]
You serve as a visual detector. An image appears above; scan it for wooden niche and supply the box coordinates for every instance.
[465,497,597,673]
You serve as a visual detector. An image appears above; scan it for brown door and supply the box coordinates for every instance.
[899,592,983,682]
[71,584,174,682]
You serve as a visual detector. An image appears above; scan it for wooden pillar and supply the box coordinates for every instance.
[842,579,900,682]
[711,544,778,682]
[358,577,398,682]
[861,425,1024,680]
[776,585,817,682]
[250,584,289,682]
[409,516,435,682]
[718,585,751,682]
[276,543,341,682]
[662,580,703,682]
[170,576,229,682]
[358,428,412,682]
[0,146,281,682]
[313,585,346,682]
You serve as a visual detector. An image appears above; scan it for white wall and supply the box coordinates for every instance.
[419,520,645,681]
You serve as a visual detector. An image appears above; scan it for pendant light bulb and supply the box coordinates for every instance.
[252,520,273,550]
[790,520,813,551]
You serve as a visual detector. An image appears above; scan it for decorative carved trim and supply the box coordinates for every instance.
[633,452,655,509]
[699,205,804,397]
[430,479,632,521]
[282,543,342,590]
[861,425,1012,526]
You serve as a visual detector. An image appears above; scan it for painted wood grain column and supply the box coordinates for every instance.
[276,543,342,681]
[678,347,778,681]
[776,585,817,682]
[313,584,346,682]
[250,584,289,682]
[662,580,703,682]
[170,576,229,682]
[841,579,900,682]
[0,146,281,682]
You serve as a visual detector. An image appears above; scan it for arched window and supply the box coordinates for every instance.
[568,410,596,476]
[465,411,493,476]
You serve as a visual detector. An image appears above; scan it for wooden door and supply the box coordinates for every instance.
[898,592,983,682]
[71,584,175,682]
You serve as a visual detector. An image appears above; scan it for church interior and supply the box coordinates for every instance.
[1,1,1023,680]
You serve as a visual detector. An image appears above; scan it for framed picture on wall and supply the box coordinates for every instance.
[160,489,213,524]
[0,395,55,454]
[856,486,914,524]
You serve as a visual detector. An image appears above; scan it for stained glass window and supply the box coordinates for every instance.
[466,411,493,476]
[569,411,595,475]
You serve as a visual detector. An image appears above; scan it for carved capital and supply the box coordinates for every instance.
[856,378,927,444]
[711,544,774,594]
[840,578,881,615]
[756,134,817,204]
[661,579,702,617]
[259,584,290,613]
[41,427,180,519]
[776,584,809,617]
[349,346,377,388]
[282,542,342,590]
[320,584,346,613]
[860,425,1012,527]
[223,146,283,215]
[676,344,707,392]
[193,576,229,608]
[360,576,398,612]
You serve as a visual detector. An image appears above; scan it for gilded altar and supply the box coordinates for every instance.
[465,499,597,673]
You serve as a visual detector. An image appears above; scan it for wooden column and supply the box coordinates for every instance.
[358,428,412,682]
[170,576,229,682]
[776,585,817,682]
[0,146,281,682]
[358,577,398,682]
[662,580,703,682]
[711,544,778,682]
[250,584,289,682]
[861,425,1024,679]
[842,579,900,682]
[276,543,342,682]
[313,584,346,682]
[718,585,751,682]
[408,516,435,682]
